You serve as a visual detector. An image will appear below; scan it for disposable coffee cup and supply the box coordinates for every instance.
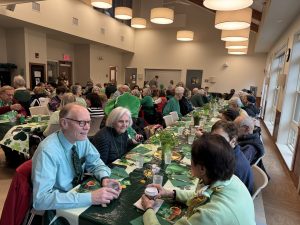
[145,187,158,200]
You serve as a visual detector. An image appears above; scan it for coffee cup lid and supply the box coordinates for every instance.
[145,187,158,197]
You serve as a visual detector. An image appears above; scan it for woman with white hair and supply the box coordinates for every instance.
[91,107,143,164]
[13,75,31,115]
[163,86,184,118]
[71,84,87,107]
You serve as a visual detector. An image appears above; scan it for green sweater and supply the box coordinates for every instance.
[163,97,182,118]
[141,96,154,115]
[143,175,256,225]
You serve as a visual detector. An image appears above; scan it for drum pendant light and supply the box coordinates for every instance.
[215,8,252,30]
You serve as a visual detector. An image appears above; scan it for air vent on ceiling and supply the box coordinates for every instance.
[100,28,105,35]
[32,2,40,11]
[120,35,124,42]
[72,17,79,26]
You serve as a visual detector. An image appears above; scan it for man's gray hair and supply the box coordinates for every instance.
[13,75,25,88]
[106,107,133,128]
[71,85,81,95]
[228,97,243,108]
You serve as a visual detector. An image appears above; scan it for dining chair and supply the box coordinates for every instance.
[88,115,104,137]
[251,165,268,200]
[163,115,174,127]
[170,111,179,122]
[29,106,50,116]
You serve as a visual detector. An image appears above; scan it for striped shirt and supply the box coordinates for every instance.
[87,107,105,118]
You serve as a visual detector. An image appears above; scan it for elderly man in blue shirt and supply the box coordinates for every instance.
[32,103,121,211]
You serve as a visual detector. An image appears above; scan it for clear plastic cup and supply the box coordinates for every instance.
[164,151,172,164]
[153,175,163,186]
[188,135,194,145]
[135,155,144,168]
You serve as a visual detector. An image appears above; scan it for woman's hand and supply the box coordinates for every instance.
[141,194,155,210]
[146,184,173,199]
[132,134,144,144]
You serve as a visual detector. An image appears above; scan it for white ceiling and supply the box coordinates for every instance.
[255,0,300,52]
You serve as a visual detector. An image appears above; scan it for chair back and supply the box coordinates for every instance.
[252,165,268,200]
[43,124,61,137]
[163,115,174,127]
[38,97,50,107]
[88,116,104,137]
[170,111,179,122]
[29,106,50,116]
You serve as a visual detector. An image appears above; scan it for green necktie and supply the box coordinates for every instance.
[71,145,83,187]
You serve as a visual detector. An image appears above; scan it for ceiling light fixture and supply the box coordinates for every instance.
[228,48,248,55]
[131,18,146,29]
[204,0,253,11]
[221,28,250,42]
[215,7,252,30]
[150,7,174,24]
[91,0,112,9]
[177,30,194,41]
[225,41,248,49]
[115,7,132,20]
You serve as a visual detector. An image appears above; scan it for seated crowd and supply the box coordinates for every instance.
[0,75,264,225]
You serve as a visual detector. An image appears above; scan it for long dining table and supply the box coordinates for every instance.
[55,107,220,225]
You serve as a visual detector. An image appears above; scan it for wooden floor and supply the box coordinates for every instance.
[1,123,300,224]
[261,124,300,225]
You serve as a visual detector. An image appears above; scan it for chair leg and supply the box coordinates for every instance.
[26,212,35,225]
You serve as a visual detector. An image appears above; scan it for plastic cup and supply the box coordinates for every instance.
[164,151,172,165]
[188,135,194,145]
[178,127,184,135]
[153,175,163,186]
[135,155,144,168]
[145,187,158,200]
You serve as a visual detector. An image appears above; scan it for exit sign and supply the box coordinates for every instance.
[63,54,71,61]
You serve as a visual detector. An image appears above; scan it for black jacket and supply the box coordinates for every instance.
[91,127,134,164]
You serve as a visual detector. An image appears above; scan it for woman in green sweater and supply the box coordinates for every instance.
[141,134,256,225]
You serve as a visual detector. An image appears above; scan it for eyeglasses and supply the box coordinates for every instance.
[65,118,91,127]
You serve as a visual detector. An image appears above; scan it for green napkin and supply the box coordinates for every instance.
[77,178,100,193]
[131,146,152,154]
[181,144,191,153]
[165,163,190,175]
[110,167,129,180]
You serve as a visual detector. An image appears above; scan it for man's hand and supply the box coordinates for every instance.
[102,178,122,195]
[91,187,120,205]
[10,104,22,111]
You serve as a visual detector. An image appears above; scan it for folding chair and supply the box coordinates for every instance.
[251,165,268,200]
[88,115,104,137]
[29,106,50,116]
[163,115,174,127]
[170,111,179,122]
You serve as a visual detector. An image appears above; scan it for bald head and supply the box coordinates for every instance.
[59,103,91,143]
[192,88,199,95]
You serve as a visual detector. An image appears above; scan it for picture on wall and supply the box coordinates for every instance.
[191,77,199,84]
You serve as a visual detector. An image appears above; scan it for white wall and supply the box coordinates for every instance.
[0,28,7,63]
[0,0,135,52]
[74,44,90,86]
[90,44,124,85]
[6,28,26,80]
[124,5,267,96]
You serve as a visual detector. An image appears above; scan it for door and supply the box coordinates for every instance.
[186,70,203,90]
[29,63,46,89]
[109,66,117,83]
[125,68,137,88]
[59,61,72,85]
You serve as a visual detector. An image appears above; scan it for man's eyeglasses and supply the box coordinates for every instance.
[65,118,91,127]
